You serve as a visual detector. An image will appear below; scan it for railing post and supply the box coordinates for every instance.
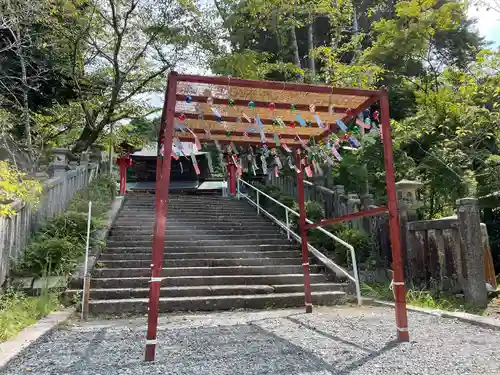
[256,191,260,215]
[285,210,290,240]
[296,150,313,313]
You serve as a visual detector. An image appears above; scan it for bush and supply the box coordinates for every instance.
[15,236,85,276]
[331,227,376,267]
[14,175,116,277]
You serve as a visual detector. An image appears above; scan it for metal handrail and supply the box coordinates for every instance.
[237,178,362,305]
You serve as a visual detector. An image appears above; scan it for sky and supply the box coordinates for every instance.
[468,3,500,47]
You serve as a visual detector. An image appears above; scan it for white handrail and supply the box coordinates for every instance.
[237,178,361,305]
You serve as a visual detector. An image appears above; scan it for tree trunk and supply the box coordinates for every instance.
[271,9,282,58]
[290,26,301,68]
[307,21,315,76]
[71,124,102,154]
[18,43,32,161]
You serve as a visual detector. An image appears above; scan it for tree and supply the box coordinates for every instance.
[61,0,210,154]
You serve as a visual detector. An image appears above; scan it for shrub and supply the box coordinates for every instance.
[15,236,84,276]
[14,174,116,277]
[331,227,375,267]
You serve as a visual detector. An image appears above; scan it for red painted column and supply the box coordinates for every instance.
[116,156,131,196]
[380,90,409,342]
[296,150,313,313]
[145,72,178,362]
[227,154,236,196]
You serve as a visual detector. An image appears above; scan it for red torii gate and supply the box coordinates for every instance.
[144,71,409,361]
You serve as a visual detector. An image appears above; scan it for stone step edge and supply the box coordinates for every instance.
[98,257,302,263]
[88,291,346,304]
[67,283,345,294]
[89,273,326,281]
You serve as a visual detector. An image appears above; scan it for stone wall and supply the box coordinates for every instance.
[0,148,107,286]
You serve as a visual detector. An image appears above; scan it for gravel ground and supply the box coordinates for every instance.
[1,306,499,375]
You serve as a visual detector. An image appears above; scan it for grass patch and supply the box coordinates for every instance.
[361,282,486,315]
[0,287,60,342]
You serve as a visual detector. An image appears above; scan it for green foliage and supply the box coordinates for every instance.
[361,282,486,315]
[0,161,43,216]
[0,287,59,342]
[14,175,115,277]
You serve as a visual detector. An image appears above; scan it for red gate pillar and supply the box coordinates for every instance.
[116,155,132,196]
[296,150,313,313]
[227,154,236,196]
[380,90,409,342]
[145,72,178,362]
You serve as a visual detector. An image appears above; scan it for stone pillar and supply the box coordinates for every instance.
[360,193,374,234]
[457,198,487,308]
[396,179,423,278]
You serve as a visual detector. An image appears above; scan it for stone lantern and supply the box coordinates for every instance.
[49,148,70,176]
[396,179,423,220]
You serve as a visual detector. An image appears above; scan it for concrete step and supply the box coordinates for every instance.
[68,283,345,300]
[107,233,284,241]
[99,250,300,260]
[106,238,291,247]
[109,228,283,236]
[111,223,278,230]
[98,257,302,268]
[101,244,299,253]
[93,265,322,278]
[87,291,346,314]
[113,219,270,225]
[90,274,330,288]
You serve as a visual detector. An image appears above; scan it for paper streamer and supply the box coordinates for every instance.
[296,114,307,127]
[331,147,342,161]
[261,155,268,174]
[275,156,283,169]
[214,139,221,151]
[296,135,311,152]
[171,151,179,160]
[260,129,267,143]
[287,155,296,170]
[240,112,251,123]
[230,142,238,154]
[206,152,214,174]
[282,143,292,153]
[329,104,335,114]
[204,129,212,139]
[179,162,184,174]
[174,124,186,131]
[349,135,361,148]
[336,119,348,132]
[273,133,280,146]
[356,119,371,130]
[186,128,201,150]
[276,118,286,128]
[313,114,325,128]
[211,107,222,118]
[305,165,313,178]
[274,165,279,177]
[191,154,200,175]
[255,115,264,130]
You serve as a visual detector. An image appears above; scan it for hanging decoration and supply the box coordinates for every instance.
[296,114,307,127]
[314,114,324,128]
[309,104,315,112]
[329,104,335,115]
[268,102,276,111]
[179,113,186,121]
[336,119,348,132]
[291,104,296,111]
[186,128,201,150]
[179,161,184,174]
[228,99,234,107]
[281,143,292,153]
[206,152,214,174]
[207,96,213,106]
[260,154,268,175]
[204,129,212,139]
[186,96,192,103]
[287,155,296,170]
[248,101,255,109]
[305,164,313,178]
[191,154,200,175]
[273,133,280,147]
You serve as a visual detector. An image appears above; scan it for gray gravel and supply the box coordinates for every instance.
[1,306,499,375]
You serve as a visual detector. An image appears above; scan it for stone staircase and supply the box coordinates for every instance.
[78,192,349,314]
